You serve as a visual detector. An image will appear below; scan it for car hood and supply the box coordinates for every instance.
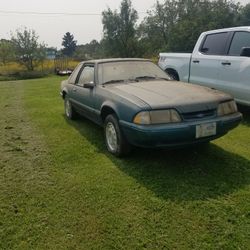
[107,80,232,113]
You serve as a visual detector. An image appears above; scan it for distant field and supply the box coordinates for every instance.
[0,76,249,249]
[0,60,79,80]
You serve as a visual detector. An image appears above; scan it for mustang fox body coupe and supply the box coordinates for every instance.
[60,58,242,156]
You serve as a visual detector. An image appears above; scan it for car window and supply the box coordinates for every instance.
[228,31,250,56]
[200,32,229,55]
[68,64,82,84]
[76,65,94,86]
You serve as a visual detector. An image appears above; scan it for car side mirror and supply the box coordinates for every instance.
[240,47,250,57]
[83,82,95,89]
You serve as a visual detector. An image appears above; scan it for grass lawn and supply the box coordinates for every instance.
[0,76,249,249]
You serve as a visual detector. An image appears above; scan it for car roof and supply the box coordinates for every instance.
[80,58,151,64]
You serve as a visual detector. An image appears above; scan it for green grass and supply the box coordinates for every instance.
[0,76,250,249]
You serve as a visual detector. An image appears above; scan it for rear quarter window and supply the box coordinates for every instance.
[68,64,82,84]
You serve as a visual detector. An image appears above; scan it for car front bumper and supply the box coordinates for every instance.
[120,112,242,148]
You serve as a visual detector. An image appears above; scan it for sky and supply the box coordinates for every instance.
[0,0,249,48]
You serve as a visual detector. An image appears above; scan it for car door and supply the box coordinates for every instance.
[217,31,250,105]
[70,63,96,119]
[190,32,230,89]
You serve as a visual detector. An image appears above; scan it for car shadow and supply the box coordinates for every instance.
[64,115,250,202]
[238,105,250,127]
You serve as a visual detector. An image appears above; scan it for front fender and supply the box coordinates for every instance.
[101,101,120,116]
[100,99,141,123]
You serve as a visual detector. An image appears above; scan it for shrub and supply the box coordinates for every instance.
[10,71,49,80]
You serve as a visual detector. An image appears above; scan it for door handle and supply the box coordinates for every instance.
[221,61,231,66]
[193,60,200,63]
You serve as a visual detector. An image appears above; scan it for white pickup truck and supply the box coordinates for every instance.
[158,26,250,106]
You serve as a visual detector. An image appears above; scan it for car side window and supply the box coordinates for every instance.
[68,64,82,84]
[228,31,250,56]
[200,32,229,55]
[76,65,94,87]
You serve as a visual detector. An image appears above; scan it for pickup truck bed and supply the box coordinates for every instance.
[159,53,191,82]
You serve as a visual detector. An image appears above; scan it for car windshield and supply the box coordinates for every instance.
[98,61,170,85]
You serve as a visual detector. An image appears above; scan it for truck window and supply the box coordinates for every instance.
[200,32,229,55]
[228,31,250,56]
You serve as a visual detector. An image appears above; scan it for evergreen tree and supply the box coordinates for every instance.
[62,32,77,57]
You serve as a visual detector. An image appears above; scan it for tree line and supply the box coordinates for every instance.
[1,0,250,71]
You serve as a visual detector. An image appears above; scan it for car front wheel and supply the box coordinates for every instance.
[104,114,130,157]
[64,96,77,120]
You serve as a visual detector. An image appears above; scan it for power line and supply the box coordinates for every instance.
[0,10,102,16]
[0,10,147,16]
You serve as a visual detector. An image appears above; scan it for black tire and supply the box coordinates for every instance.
[104,114,131,157]
[64,95,77,120]
[166,70,179,81]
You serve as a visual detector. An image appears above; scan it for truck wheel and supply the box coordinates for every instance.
[166,70,179,81]
[104,114,131,157]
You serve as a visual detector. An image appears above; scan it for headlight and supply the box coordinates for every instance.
[133,111,151,125]
[217,100,237,116]
[133,109,181,125]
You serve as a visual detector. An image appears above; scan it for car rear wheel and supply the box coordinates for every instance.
[104,114,130,157]
[64,96,77,120]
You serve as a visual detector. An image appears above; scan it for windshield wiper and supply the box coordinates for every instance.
[134,76,169,81]
[135,76,156,81]
[155,77,170,81]
[102,79,125,85]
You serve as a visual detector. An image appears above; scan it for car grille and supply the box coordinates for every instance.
[182,109,216,121]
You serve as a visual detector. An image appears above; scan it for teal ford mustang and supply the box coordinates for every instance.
[60,58,242,156]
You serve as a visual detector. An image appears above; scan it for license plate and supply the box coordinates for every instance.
[196,122,216,139]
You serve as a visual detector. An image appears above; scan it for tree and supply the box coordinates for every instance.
[102,0,140,57]
[62,32,77,57]
[0,39,14,65]
[73,40,103,60]
[237,3,250,25]
[139,0,240,54]
[167,0,240,52]
[138,0,179,56]
[11,28,46,71]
